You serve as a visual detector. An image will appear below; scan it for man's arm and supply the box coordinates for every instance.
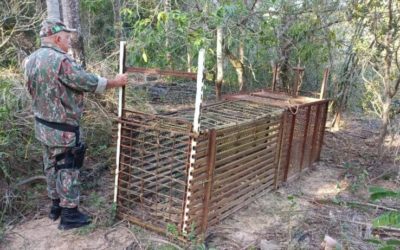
[58,57,127,93]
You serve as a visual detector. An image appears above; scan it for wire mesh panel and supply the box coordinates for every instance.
[181,100,284,235]
[224,91,329,183]
[204,115,282,227]
[116,110,193,235]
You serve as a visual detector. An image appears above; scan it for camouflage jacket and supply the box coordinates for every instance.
[24,42,107,147]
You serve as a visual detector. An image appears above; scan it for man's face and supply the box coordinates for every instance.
[55,31,71,52]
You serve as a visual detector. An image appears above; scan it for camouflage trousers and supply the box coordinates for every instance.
[42,145,80,208]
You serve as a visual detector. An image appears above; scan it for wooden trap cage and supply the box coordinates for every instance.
[115,100,284,239]
[225,91,329,183]
[113,42,328,240]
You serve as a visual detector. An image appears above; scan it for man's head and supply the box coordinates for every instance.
[40,18,76,52]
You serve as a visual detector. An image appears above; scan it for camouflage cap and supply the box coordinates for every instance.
[40,18,76,37]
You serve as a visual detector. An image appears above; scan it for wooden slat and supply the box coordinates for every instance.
[126,66,197,79]
[213,151,276,185]
[215,124,280,151]
[120,162,186,185]
[214,138,278,168]
[215,132,279,160]
[206,174,275,224]
[210,162,276,204]
[206,179,275,227]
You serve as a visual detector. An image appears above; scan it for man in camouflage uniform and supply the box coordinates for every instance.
[24,18,127,230]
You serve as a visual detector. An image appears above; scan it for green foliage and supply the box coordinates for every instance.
[367,237,400,250]
[373,212,400,228]
[343,162,370,193]
[166,223,179,240]
[80,0,115,59]
[75,223,97,236]
[0,75,38,182]
[367,186,400,249]
[369,187,400,201]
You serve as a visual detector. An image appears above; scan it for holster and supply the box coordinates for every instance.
[35,117,87,171]
[55,143,87,171]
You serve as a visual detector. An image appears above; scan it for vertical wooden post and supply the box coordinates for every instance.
[299,106,311,172]
[201,129,217,234]
[274,113,286,189]
[316,101,329,161]
[310,104,322,165]
[272,64,278,92]
[114,41,126,203]
[320,68,329,99]
[182,48,205,235]
[284,113,296,181]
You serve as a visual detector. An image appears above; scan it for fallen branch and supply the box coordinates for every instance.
[141,237,183,250]
[316,214,400,233]
[15,175,46,187]
[346,200,399,212]
[126,226,143,250]
[311,197,399,212]
[369,167,397,183]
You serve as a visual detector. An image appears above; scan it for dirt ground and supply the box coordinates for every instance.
[2,114,399,250]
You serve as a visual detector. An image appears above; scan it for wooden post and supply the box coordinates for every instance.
[320,68,329,99]
[284,113,296,181]
[299,106,311,172]
[201,129,217,234]
[182,48,205,235]
[274,113,286,189]
[114,41,126,203]
[310,104,322,165]
[316,101,329,161]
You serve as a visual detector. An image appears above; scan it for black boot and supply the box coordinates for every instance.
[48,199,61,221]
[58,207,91,230]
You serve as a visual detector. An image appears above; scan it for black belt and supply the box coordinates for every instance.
[35,117,80,146]
[35,117,86,171]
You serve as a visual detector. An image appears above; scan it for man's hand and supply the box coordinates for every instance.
[106,73,128,89]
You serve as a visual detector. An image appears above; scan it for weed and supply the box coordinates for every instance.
[75,223,97,236]
[343,162,369,193]
[366,186,400,249]
[106,202,117,226]
[129,224,143,234]
[88,192,106,209]
[287,195,298,242]
[166,223,179,240]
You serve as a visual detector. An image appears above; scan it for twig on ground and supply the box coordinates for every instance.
[316,213,400,233]
[15,175,46,187]
[124,224,143,250]
[313,198,399,212]
[369,167,397,183]
[346,200,399,212]
[141,236,183,250]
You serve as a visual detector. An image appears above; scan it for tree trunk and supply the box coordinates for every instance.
[377,0,399,151]
[112,0,122,42]
[187,48,191,72]
[46,0,61,20]
[215,26,224,99]
[239,39,245,91]
[378,97,391,149]
[225,46,246,93]
[164,0,172,68]
[61,0,86,68]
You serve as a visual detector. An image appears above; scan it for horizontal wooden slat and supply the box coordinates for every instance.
[126,66,197,79]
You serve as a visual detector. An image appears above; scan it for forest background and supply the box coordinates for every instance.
[0,0,399,248]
